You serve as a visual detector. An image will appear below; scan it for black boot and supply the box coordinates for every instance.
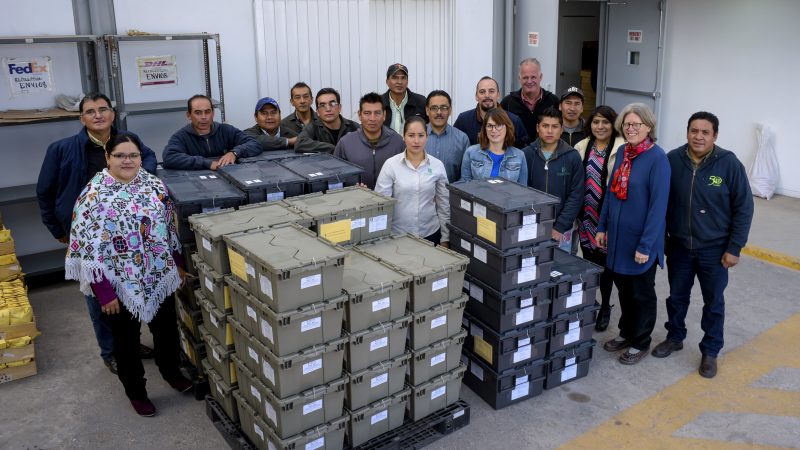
[595,305,612,332]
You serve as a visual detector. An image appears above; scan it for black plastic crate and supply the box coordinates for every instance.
[463,274,552,333]
[550,248,604,298]
[239,150,299,163]
[462,311,550,372]
[218,160,306,204]
[206,395,255,450]
[447,178,559,251]
[548,303,599,354]
[449,224,556,292]
[461,349,546,409]
[545,340,595,390]
[277,153,363,193]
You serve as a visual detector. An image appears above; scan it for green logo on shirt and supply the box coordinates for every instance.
[708,176,723,187]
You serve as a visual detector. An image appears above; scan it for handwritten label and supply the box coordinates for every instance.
[431,385,446,400]
[301,316,322,332]
[260,319,274,342]
[473,245,487,263]
[561,364,578,382]
[431,315,447,329]
[522,256,536,268]
[368,215,388,233]
[228,250,247,281]
[472,203,487,218]
[460,199,471,211]
[302,358,322,375]
[370,336,388,351]
[515,306,534,325]
[372,297,390,312]
[511,382,529,400]
[523,214,537,225]
[370,372,388,388]
[319,220,352,243]
[460,238,471,252]
[303,399,323,415]
[246,305,257,322]
[518,224,538,241]
[512,345,531,363]
[430,352,446,367]
[476,217,496,244]
[432,278,448,292]
[351,218,365,229]
[566,357,577,366]
[301,274,322,289]
[371,409,388,425]
[260,275,273,299]
[263,361,275,384]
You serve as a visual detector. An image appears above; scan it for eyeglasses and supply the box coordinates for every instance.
[486,123,505,131]
[110,153,141,161]
[623,122,645,130]
[317,100,339,110]
[428,105,450,113]
[82,107,111,117]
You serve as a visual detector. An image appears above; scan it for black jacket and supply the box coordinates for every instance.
[500,88,559,142]
[666,144,753,256]
[162,122,261,169]
[243,124,295,151]
[522,139,584,233]
[280,110,317,138]
[294,116,360,154]
[381,89,428,127]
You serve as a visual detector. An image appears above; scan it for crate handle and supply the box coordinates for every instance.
[312,257,318,269]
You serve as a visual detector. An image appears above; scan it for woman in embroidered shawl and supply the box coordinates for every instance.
[65,132,192,417]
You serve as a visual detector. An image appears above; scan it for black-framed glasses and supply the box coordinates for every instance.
[429,105,450,113]
[110,153,141,161]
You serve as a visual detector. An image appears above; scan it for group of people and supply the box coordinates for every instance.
[35,57,753,417]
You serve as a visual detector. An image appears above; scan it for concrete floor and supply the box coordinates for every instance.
[1,195,799,449]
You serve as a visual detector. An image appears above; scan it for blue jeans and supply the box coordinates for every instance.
[665,244,728,357]
[85,295,114,361]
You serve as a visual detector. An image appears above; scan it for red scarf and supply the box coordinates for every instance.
[610,136,654,200]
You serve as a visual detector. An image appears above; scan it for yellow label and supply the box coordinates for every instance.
[228,249,247,281]
[225,323,234,346]
[230,361,238,384]
[476,216,497,244]
[473,335,494,364]
[319,219,352,243]
[223,285,231,310]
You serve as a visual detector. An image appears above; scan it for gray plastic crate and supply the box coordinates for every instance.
[176,291,202,341]
[409,295,468,350]
[283,186,396,245]
[345,316,411,373]
[189,202,312,275]
[228,276,345,356]
[233,355,346,439]
[198,295,234,350]
[202,359,239,423]
[346,353,410,411]
[347,389,410,447]
[230,317,346,398]
[234,391,348,450]
[194,256,231,313]
[408,330,467,385]
[199,325,238,387]
[407,364,467,422]
[224,223,347,311]
[341,250,411,333]
[355,234,469,313]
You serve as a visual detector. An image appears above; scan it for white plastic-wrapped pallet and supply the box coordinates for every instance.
[750,124,780,200]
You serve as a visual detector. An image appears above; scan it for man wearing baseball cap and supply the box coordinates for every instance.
[559,86,587,146]
[244,97,297,150]
[381,63,428,134]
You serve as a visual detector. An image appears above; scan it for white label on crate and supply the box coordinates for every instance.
[308,172,320,178]
[431,315,447,329]
[517,266,537,284]
[460,239,472,252]
[513,345,531,363]
[212,348,221,363]
[245,180,253,185]
[369,215,388,233]
[460,199,471,212]
[265,401,277,425]
[431,386,447,400]
[518,224,538,242]
[260,275,274,299]
[550,270,563,278]
[431,277,448,292]
[520,297,533,308]
[523,214,537,226]
[518,337,531,347]
[303,399,323,415]
[515,306,535,326]
[250,385,262,403]
[266,192,284,202]
[209,312,219,328]
[209,175,217,179]
[469,284,484,303]
[566,291,583,308]
[511,382,529,400]
[370,336,388,351]
[253,423,264,441]
[351,218,366,229]
[302,358,323,375]
[200,175,208,180]
[463,280,470,291]
[473,245,487,263]
[569,320,580,331]
[566,357,577,366]
[202,237,213,252]
[453,409,465,419]
[204,276,214,293]
[246,305,257,322]
[328,182,344,190]
[561,364,578,382]
[515,375,528,386]
[246,263,255,277]
[370,372,388,388]
[260,319,274,343]
[522,256,537,268]
[469,323,483,338]
[473,203,487,218]
[301,274,321,289]
[202,206,222,213]
[263,361,276,384]
[372,296,391,312]
[306,437,325,450]
[431,352,446,367]
[301,316,322,333]
[470,360,484,380]
[564,328,581,345]
[371,409,388,425]
[572,282,583,293]
[248,346,259,363]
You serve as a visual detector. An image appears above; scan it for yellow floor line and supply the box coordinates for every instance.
[561,313,800,449]
[741,245,800,271]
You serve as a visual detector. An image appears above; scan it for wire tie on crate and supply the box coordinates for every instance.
[379,281,385,293]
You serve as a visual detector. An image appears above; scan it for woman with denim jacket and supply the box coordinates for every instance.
[460,108,528,184]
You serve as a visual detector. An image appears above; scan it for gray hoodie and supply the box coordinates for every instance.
[333,126,404,189]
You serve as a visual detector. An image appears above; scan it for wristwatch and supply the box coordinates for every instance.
[230,150,239,160]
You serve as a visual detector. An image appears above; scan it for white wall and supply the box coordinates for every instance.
[660,0,800,197]
[453,0,494,115]
[513,0,559,94]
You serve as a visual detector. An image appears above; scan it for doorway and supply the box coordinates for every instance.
[556,1,602,117]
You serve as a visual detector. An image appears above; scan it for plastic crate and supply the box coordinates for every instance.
[198,294,234,349]
[549,249,604,317]
[545,340,595,390]
[463,274,552,333]
[345,316,411,373]
[408,330,467,385]
[239,150,300,163]
[200,325,238,387]
[462,311,550,372]
[218,160,306,204]
[193,256,232,313]
[548,304,599,354]
[202,359,240,423]
[178,322,206,369]
[409,295,468,350]
[176,291,203,341]
[277,153,364,194]
[341,250,411,333]
[346,353,411,411]
[407,364,467,422]
[461,349,546,410]
[347,389,410,447]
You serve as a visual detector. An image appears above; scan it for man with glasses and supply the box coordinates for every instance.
[295,87,360,154]
[162,94,261,170]
[281,82,316,137]
[425,90,469,182]
[381,63,428,134]
[501,58,559,141]
[454,76,529,148]
[244,97,297,150]
[36,92,158,375]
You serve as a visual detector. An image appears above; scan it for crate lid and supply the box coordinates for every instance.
[463,310,550,340]
[160,170,246,204]
[277,153,364,180]
[463,272,554,299]
[349,352,412,377]
[217,160,306,190]
[550,248,603,282]
[285,186,395,218]
[447,178,559,212]
[414,363,467,391]
[238,150,299,163]
[189,202,311,240]
[355,234,469,278]
[342,250,411,298]
[350,388,411,417]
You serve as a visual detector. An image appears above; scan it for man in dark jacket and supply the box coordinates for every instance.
[652,112,754,379]
[381,63,427,134]
[500,58,559,141]
[521,107,584,252]
[559,86,587,146]
[162,94,261,170]
[335,92,404,189]
[36,92,157,374]
[454,76,529,148]
[295,87,360,154]
[243,97,296,150]
[280,82,317,137]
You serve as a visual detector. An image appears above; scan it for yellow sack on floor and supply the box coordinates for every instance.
[0,339,6,349]
[0,254,16,265]
[7,336,30,347]
[8,305,32,324]
[0,229,11,242]
[0,308,9,326]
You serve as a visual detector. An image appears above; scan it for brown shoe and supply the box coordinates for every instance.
[651,339,683,358]
[603,338,632,352]
[619,348,648,365]
[699,354,717,378]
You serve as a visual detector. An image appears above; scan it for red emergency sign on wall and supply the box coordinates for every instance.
[628,30,643,43]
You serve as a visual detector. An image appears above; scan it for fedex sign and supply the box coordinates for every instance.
[3,57,54,95]
[7,61,49,74]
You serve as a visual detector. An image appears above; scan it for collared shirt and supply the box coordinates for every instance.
[686,146,715,168]
[260,127,282,139]
[389,92,408,134]
[521,89,543,112]
[374,151,451,242]
[425,124,470,182]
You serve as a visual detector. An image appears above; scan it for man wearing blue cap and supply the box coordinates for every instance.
[244,97,297,150]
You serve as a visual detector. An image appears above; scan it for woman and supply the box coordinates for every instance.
[65,133,191,416]
[574,106,626,332]
[375,116,450,247]
[595,103,670,365]
[460,108,528,184]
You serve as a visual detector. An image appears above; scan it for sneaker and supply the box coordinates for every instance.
[167,376,193,393]
[104,357,118,375]
[139,344,154,359]
[619,348,649,365]
[130,398,157,417]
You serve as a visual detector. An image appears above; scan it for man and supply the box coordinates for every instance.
[280,82,316,137]
[381,63,428,134]
[652,112,754,379]
[454,76,529,148]
[425,90,469,182]
[244,97,296,150]
[295,87,360,154]
[162,95,261,170]
[521,107,584,252]
[36,92,156,374]
[334,92,404,189]
[559,86,586,146]
[500,58,560,141]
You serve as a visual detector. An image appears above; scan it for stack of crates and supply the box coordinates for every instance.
[276,153,364,194]
[223,222,351,450]
[355,235,469,424]
[218,159,306,204]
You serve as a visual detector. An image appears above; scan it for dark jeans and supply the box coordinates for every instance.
[613,261,658,351]
[665,244,728,357]
[580,246,614,308]
[107,294,183,400]
[424,229,442,246]
[85,295,114,361]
